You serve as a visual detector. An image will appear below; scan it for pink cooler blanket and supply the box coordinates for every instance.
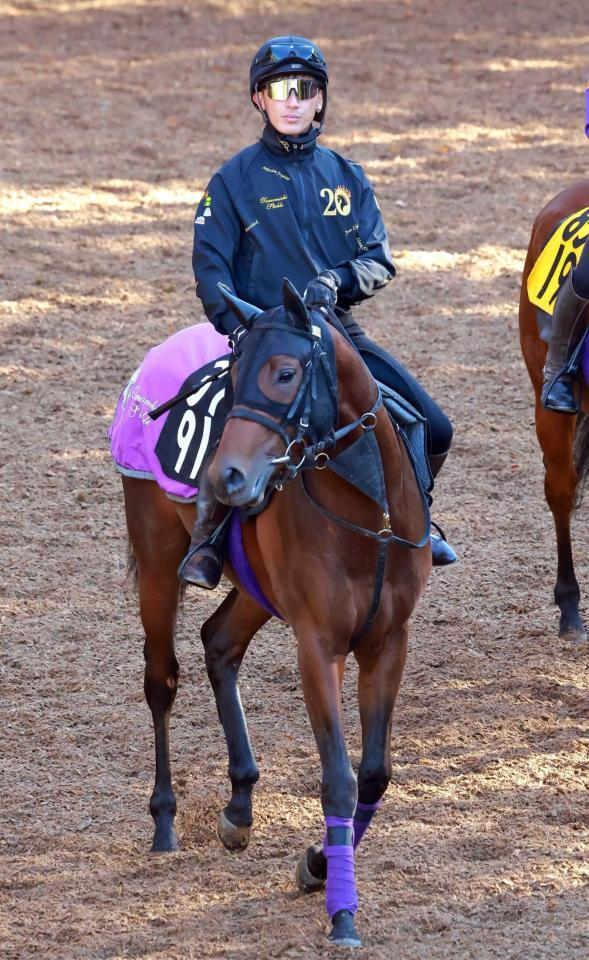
[109,323,281,619]
[109,324,229,500]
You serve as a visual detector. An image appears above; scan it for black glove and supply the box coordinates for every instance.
[304,270,340,312]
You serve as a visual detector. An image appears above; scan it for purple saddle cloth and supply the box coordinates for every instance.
[228,511,282,620]
[109,323,229,500]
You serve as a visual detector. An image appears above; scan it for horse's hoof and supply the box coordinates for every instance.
[150,829,179,853]
[295,843,326,893]
[217,809,251,851]
[328,910,361,948]
[559,625,587,644]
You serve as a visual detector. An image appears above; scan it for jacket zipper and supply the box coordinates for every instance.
[291,159,311,254]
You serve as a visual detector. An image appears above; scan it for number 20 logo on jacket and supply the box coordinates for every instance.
[321,185,352,216]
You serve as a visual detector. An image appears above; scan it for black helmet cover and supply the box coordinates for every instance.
[250,35,328,124]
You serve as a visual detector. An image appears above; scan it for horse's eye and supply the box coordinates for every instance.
[278,369,296,384]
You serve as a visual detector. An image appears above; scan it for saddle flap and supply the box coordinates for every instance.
[327,428,387,508]
[376,381,433,495]
[378,381,426,427]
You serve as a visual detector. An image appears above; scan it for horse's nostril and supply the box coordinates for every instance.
[223,465,246,495]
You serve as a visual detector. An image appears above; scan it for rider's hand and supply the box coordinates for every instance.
[304,270,340,312]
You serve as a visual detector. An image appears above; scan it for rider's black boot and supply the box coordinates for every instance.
[541,272,589,414]
[428,451,458,567]
[430,523,458,566]
[178,465,230,589]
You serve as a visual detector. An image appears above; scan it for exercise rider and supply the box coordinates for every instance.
[541,81,589,413]
[180,35,458,588]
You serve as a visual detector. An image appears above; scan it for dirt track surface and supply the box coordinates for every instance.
[1,1,588,957]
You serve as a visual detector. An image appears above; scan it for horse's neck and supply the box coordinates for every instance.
[334,330,379,420]
[335,337,402,478]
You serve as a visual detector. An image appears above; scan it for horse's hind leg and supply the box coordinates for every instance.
[201,588,269,851]
[535,405,586,641]
[123,477,189,851]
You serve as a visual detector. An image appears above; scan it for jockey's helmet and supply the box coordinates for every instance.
[250,36,328,123]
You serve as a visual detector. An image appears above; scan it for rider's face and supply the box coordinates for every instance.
[254,74,323,136]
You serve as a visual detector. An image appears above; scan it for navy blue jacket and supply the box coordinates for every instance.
[192,124,396,335]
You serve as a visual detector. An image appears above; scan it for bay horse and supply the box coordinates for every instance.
[121,280,431,947]
[519,179,589,642]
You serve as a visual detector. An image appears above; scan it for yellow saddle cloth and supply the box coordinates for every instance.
[527,206,589,314]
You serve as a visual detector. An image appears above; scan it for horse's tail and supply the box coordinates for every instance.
[574,411,589,509]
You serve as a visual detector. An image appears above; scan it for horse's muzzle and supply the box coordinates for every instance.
[221,465,248,498]
[213,458,277,507]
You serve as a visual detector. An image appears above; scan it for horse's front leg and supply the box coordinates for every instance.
[296,625,408,903]
[353,623,408,842]
[296,632,361,948]
[535,403,586,641]
[202,588,270,850]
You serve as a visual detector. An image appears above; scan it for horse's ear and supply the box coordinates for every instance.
[218,284,263,330]
[282,277,310,331]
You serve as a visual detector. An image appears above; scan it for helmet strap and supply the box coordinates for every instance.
[253,82,270,125]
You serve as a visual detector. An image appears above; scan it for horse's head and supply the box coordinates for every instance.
[209,279,339,507]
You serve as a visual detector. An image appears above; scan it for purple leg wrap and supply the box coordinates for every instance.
[353,799,381,849]
[585,84,589,139]
[324,816,358,918]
